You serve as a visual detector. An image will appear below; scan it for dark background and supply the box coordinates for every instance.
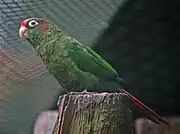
[94,0,180,116]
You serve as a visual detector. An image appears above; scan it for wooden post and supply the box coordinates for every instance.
[53,92,133,134]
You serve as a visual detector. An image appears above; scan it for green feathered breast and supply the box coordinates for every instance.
[28,20,122,92]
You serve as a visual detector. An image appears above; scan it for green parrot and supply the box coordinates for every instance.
[9,17,171,134]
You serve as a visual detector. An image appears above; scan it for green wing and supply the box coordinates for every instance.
[64,36,119,80]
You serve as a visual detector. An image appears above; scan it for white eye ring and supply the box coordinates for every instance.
[28,20,39,27]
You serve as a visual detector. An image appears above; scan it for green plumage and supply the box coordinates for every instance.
[11,18,170,134]
[27,18,124,92]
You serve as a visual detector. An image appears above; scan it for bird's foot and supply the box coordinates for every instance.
[82,89,88,93]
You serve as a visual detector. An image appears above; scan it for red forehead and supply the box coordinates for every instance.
[20,18,34,27]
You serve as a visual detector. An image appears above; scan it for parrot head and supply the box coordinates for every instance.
[19,17,57,46]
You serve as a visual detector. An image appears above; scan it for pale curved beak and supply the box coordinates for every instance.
[19,26,29,39]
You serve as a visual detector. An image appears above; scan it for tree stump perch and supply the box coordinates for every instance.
[53,92,133,134]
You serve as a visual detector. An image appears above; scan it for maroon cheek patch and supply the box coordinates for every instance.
[37,22,49,32]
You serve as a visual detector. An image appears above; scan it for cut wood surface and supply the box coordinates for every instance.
[53,92,133,134]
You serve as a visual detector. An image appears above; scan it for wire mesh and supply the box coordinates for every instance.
[0,0,123,82]
[0,0,124,119]
[0,1,126,132]
[0,0,123,84]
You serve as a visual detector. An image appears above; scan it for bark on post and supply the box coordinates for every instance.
[53,92,133,134]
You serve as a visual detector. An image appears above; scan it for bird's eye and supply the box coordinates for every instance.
[28,20,39,28]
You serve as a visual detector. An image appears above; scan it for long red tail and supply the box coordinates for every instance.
[119,89,172,128]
